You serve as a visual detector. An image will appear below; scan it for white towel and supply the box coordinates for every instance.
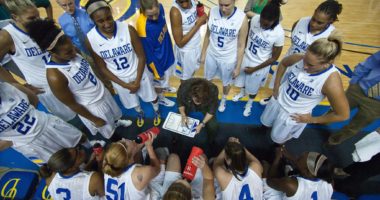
[352,130,380,162]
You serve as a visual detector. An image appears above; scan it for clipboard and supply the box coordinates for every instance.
[163,112,200,138]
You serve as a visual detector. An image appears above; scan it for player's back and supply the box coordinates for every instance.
[222,168,263,200]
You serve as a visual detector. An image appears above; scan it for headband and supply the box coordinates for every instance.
[117,142,128,154]
[306,152,327,176]
[46,31,64,51]
[87,1,110,16]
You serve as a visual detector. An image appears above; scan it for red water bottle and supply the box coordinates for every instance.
[196,1,205,17]
[135,127,160,144]
[183,146,204,181]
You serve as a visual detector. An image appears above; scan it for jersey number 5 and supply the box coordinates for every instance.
[106,178,125,200]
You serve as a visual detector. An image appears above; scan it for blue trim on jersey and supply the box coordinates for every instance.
[11,23,29,36]
[123,163,135,173]
[228,7,237,20]
[95,22,117,40]
[58,171,81,179]
[299,176,321,182]
[47,60,70,66]
[309,64,334,76]
[219,7,237,19]
[307,20,331,37]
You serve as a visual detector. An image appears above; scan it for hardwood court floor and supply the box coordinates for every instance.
[47,0,380,104]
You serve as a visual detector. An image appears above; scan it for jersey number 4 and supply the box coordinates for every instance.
[239,184,254,200]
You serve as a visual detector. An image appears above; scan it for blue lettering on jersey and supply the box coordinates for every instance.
[100,43,133,59]
[239,184,254,200]
[249,31,270,49]
[0,99,30,133]
[72,59,91,84]
[24,47,44,57]
[291,35,308,52]
[184,11,197,25]
[210,24,237,37]
[287,72,315,96]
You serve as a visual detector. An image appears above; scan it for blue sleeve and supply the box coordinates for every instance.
[140,36,163,79]
[350,54,377,84]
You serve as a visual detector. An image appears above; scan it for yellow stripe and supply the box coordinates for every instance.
[136,12,147,37]
[149,62,160,79]
[176,65,182,71]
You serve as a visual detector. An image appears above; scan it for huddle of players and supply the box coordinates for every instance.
[0,0,347,199]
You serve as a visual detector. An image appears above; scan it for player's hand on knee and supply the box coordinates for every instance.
[290,113,312,123]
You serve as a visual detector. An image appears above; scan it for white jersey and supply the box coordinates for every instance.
[207,6,245,61]
[245,15,284,66]
[2,24,49,87]
[0,82,48,145]
[49,171,100,200]
[88,21,138,79]
[104,164,150,200]
[172,0,201,51]
[222,168,263,200]
[278,60,339,114]
[285,177,333,200]
[286,17,335,56]
[46,55,105,106]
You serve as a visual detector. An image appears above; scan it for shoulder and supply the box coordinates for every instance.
[0,29,13,46]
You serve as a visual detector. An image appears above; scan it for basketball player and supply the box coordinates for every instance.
[233,3,284,117]
[260,33,349,144]
[266,148,334,200]
[26,19,132,140]
[0,82,84,163]
[0,0,76,121]
[137,0,177,107]
[213,137,263,200]
[261,0,343,105]
[40,147,105,199]
[200,0,248,112]
[170,0,208,81]
[85,0,161,127]
[162,154,215,200]
[103,134,160,199]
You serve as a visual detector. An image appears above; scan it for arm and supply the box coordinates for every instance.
[245,148,263,177]
[140,36,163,79]
[47,69,106,127]
[12,83,39,107]
[0,140,13,151]
[89,171,105,197]
[128,25,145,93]
[245,46,283,74]
[313,72,350,123]
[350,57,374,84]
[212,149,231,190]
[170,7,207,48]
[273,54,304,98]
[244,0,256,19]
[267,177,298,197]
[199,21,210,66]
[192,155,215,200]
[132,136,160,190]
[233,17,249,78]
[0,30,18,83]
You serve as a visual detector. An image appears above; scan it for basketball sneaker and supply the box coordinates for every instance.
[259,97,271,106]
[218,98,227,112]
[116,119,132,127]
[159,96,175,107]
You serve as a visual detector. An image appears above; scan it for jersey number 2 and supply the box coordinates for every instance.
[239,184,254,200]
[12,114,36,135]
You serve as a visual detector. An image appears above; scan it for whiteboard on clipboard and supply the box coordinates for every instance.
[163,112,200,138]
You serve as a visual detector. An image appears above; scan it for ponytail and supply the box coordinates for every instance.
[39,164,53,178]
[308,30,342,63]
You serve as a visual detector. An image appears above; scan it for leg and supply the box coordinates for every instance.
[166,153,181,173]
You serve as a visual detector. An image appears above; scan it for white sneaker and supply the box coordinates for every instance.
[116,119,132,127]
[218,98,226,112]
[164,86,177,93]
[259,97,271,106]
[159,96,175,107]
[232,92,245,102]
[243,102,252,117]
